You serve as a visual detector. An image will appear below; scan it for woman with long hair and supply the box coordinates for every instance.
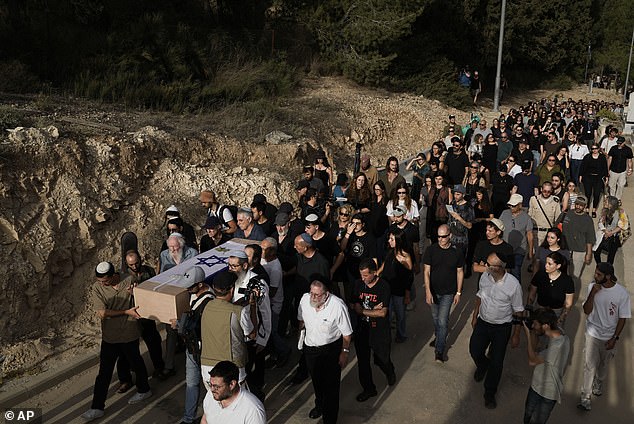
[369,180,390,261]
[561,180,580,212]
[313,150,333,187]
[427,142,446,172]
[579,143,608,218]
[535,227,570,273]
[331,204,355,245]
[468,134,485,161]
[463,161,487,204]
[346,172,372,215]
[555,145,570,181]
[528,251,574,325]
[536,154,562,186]
[481,133,498,177]
[426,172,453,243]
[406,152,430,206]
[387,181,420,224]
[378,228,414,343]
[418,174,433,249]
[593,196,628,264]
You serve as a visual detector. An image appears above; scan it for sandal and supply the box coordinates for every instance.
[592,211,597,218]
[117,382,133,393]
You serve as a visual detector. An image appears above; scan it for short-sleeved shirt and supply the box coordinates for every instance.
[477,272,524,324]
[233,224,267,241]
[352,278,391,339]
[91,279,140,344]
[585,282,631,340]
[473,239,515,270]
[513,173,539,207]
[423,243,464,300]
[297,293,352,347]
[608,145,633,173]
[262,258,283,315]
[562,211,596,252]
[531,334,570,402]
[202,388,266,424]
[345,232,377,276]
[448,201,474,243]
[530,270,575,309]
[499,210,533,255]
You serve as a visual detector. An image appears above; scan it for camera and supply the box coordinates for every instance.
[238,277,266,305]
[512,304,535,327]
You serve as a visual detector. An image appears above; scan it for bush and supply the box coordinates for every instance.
[0,106,26,131]
[596,108,620,122]
[538,74,575,90]
[0,61,41,93]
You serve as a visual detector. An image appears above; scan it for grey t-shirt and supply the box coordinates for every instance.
[531,334,570,402]
[562,211,596,252]
[500,210,533,255]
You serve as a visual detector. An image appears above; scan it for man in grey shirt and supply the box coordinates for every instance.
[522,308,570,423]
[499,193,534,285]
[561,195,595,283]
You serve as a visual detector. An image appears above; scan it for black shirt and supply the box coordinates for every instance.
[353,277,391,338]
[423,243,464,299]
[473,239,515,270]
[199,233,231,253]
[530,270,575,309]
[381,251,413,296]
[346,232,378,276]
[608,145,633,173]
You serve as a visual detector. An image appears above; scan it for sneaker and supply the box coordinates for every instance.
[81,409,104,421]
[435,352,445,363]
[128,390,152,404]
[577,398,591,411]
[592,379,603,396]
[356,389,378,402]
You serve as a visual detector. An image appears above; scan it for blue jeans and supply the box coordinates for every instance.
[183,351,202,423]
[390,295,407,339]
[524,387,556,424]
[430,294,453,354]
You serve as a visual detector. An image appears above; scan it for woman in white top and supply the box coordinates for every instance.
[468,133,485,160]
[567,131,588,185]
[386,181,419,223]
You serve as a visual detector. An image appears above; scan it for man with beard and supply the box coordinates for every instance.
[116,251,165,388]
[201,360,265,424]
[360,154,378,188]
[550,172,565,200]
[228,251,271,402]
[298,280,352,422]
[528,182,561,246]
[472,219,514,281]
[304,214,345,282]
[199,190,237,235]
[522,308,570,423]
[159,233,198,273]
[251,201,275,237]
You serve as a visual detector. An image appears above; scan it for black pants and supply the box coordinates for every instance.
[92,339,150,410]
[469,318,512,396]
[117,318,164,382]
[354,321,394,392]
[305,338,343,424]
[246,342,266,402]
[594,235,620,265]
[582,174,604,209]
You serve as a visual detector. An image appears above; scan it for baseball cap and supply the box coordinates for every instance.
[390,205,407,217]
[507,193,523,206]
[180,266,206,288]
[489,218,505,232]
[575,194,587,205]
[453,184,466,194]
[202,216,221,229]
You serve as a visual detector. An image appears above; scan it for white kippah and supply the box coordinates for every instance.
[229,250,248,259]
[95,261,114,276]
[166,205,179,213]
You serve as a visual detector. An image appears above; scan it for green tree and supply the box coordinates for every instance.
[592,0,634,87]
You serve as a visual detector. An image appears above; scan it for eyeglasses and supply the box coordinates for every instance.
[470,165,479,169]
[507,159,515,163]
[547,159,555,162]
[591,147,599,150]
[228,263,242,269]
[438,234,450,238]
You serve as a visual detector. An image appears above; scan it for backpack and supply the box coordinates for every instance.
[178,293,213,364]
[218,204,239,226]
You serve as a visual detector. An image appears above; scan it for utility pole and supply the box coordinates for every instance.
[624,25,634,105]
[584,43,591,82]
[493,0,506,112]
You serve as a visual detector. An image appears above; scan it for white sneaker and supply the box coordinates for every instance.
[128,390,152,404]
[577,398,591,411]
[81,409,104,421]
[592,379,603,396]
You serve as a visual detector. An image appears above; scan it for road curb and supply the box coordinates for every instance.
[0,351,98,409]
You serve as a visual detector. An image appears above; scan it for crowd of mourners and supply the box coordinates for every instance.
[82,97,631,424]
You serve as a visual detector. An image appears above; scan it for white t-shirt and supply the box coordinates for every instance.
[569,143,589,161]
[600,137,618,155]
[585,282,631,340]
[202,388,266,424]
[297,293,353,347]
[262,258,284,315]
[386,199,420,221]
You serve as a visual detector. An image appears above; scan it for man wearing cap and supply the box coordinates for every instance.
[472,219,514,279]
[200,271,254,390]
[298,279,353,422]
[470,252,524,409]
[164,206,198,250]
[443,114,462,138]
[528,182,561,246]
[172,266,213,424]
[199,216,230,253]
[199,190,237,235]
[607,136,633,199]
[227,250,271,401]
[81,262,151,422]
[561,195,595,283]
[304,214,345,281]
[577,262,631,411]
[159,232,198,273]
[447,185,474,267]
[499,193,534,284]
[511,138,533,171]
[234,208,266,241]
[424,224,464,363]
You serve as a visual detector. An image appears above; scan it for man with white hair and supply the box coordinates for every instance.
[159,233,198,273]
[234,208,267,241]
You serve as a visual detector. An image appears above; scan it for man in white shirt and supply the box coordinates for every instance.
[578,262,631,411]
[469,252,524,409]
[201,361,266,424]
[298,280,353,423]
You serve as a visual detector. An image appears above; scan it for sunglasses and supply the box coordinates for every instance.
[339,212,350,217]
[438,234,450,239]
[397,191,407,194]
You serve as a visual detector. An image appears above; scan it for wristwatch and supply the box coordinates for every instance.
[342,348,350,353]
[456,292,462,295]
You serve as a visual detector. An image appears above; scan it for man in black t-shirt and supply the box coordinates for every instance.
[341,214,378,301]
[304,214,344,281]
[607,138,633,198]
[424,224,464,363]
[352,259,395,403]
[472,219,514,285]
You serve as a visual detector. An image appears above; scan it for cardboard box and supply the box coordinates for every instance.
[134,239,255,323]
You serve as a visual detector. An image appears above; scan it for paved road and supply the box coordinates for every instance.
[9,188,634,424]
